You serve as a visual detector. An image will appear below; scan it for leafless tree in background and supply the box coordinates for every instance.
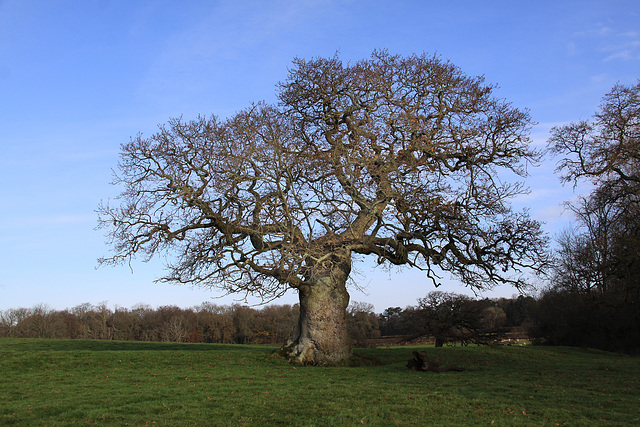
[548,81,640,301]
[542,81,640,353]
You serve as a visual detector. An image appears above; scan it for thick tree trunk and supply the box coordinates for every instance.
[281,255,352,365]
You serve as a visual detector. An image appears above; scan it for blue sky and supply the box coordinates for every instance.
[1,0,638,312]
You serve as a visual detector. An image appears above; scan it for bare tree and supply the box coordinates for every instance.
[161,314,189,343]
[548,81,640,302]
[99,51,549,364]
[347,301,380,346]
[417,291,479,346]
[541,81,640,353]
[0,308,30,337]
[548,81,640,187]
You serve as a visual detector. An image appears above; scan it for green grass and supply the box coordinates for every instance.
[1,339,638,425]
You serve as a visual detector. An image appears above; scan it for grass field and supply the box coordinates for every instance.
[0,338,638,425]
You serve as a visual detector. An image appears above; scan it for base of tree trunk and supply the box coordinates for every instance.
[274,340,382,367]
[277,265,353,366]
[406,350,464,372]
[275,337,352,366]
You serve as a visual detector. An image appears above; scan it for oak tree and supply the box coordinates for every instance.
[416,291,506,347]
[99,51,549,364]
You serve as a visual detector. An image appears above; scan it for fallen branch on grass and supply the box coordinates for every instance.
[406,351,464,372]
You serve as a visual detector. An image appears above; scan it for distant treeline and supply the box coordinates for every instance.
[0,302,298,345]
[0,295,536,347]
[3,291,637,353]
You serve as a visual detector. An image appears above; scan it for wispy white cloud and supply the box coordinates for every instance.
[566,41,578,56]
[133,1,346,119]
[573,24,613,38]
[619,31,639,38]
[603,40,640,61]
[135,2,316,112]
[573,23,640,62]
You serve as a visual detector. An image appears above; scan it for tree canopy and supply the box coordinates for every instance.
[99,51,549,364]
[549,81,640,187]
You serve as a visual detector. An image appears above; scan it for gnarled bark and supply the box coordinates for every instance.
[281,255,352,365]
